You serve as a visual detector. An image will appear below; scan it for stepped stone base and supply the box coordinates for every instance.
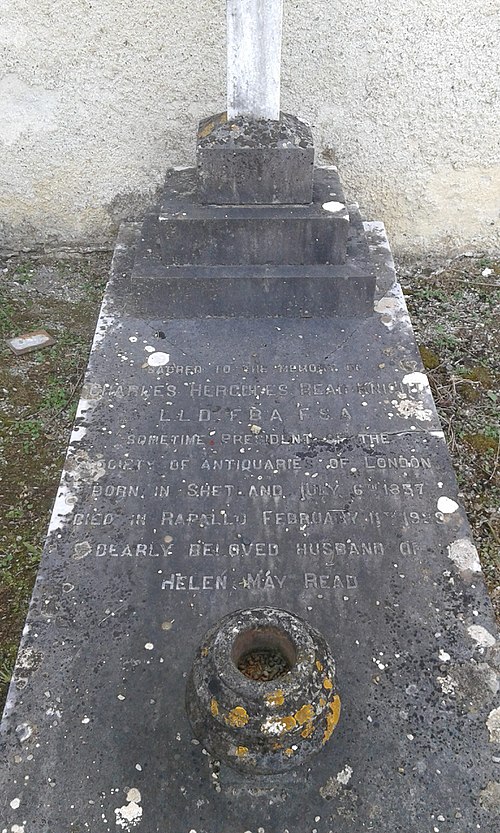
[158,167,351,268]
[129,165,376,317]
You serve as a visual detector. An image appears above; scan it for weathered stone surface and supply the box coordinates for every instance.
[186,607,339,773]
[132,169,376,318]
[132,174,375,318]
[197,112,314,204]
[131,232,375,320]
[159,166,347,267]
[0,226,498,832]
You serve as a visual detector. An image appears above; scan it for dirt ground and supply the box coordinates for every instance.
[0,252,110,708]
[400,253,500,617]
[0,250,499,711]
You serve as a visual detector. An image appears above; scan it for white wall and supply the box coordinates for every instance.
[1,0,499,254]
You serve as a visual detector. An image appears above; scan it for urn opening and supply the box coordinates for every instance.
[232,625,296,681]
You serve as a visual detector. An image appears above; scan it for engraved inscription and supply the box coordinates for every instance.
[364,456,431,470]
[74,513,114,526]
[69,346,442,608]
[161,511,247,527]
[188,382,288,397]
[304,573,358,590]
[297,541,384,558]
[94,543,171,557]
[262,511,359,527]
[161,573,228,591]
[189,542,279,558]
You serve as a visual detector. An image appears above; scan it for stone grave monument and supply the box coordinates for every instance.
[1,2,499,831]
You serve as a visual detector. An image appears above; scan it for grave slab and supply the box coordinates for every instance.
[1,226,499,833]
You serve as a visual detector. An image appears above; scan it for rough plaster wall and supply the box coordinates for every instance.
[0,0,499,254]
[282,0,500,255]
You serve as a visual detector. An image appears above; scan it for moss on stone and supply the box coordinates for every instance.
[462,365,495,388]
[419,345,440,370]
[463,433,498,454]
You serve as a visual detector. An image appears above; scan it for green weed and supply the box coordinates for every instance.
[0,294,15,337]
[13,418,44,453]
[41,380,69,413]
[13,262,34,284]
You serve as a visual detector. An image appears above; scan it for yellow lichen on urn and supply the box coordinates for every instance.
[284,747,295,757]
[210,698,219,717]
[261,715,297,736]
[236,746,249,757]
[323,677,333,690]
[226,706,249,728]
[315,659,324,672]
[323,695,341,744]
[301,722,315,739]
[294,704,315,725]
[282,715,297,733]
[265,689,285,707]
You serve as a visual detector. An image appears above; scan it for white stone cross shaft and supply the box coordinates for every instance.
[227,0,283,121]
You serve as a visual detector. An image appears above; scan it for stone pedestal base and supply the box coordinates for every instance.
[130,167,376,318]
[159,167,349,268]
[197,112,314,205]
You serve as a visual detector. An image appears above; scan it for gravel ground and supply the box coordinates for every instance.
[0,252,110,708]
[0,249,498,712]
[400,253,499,619]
